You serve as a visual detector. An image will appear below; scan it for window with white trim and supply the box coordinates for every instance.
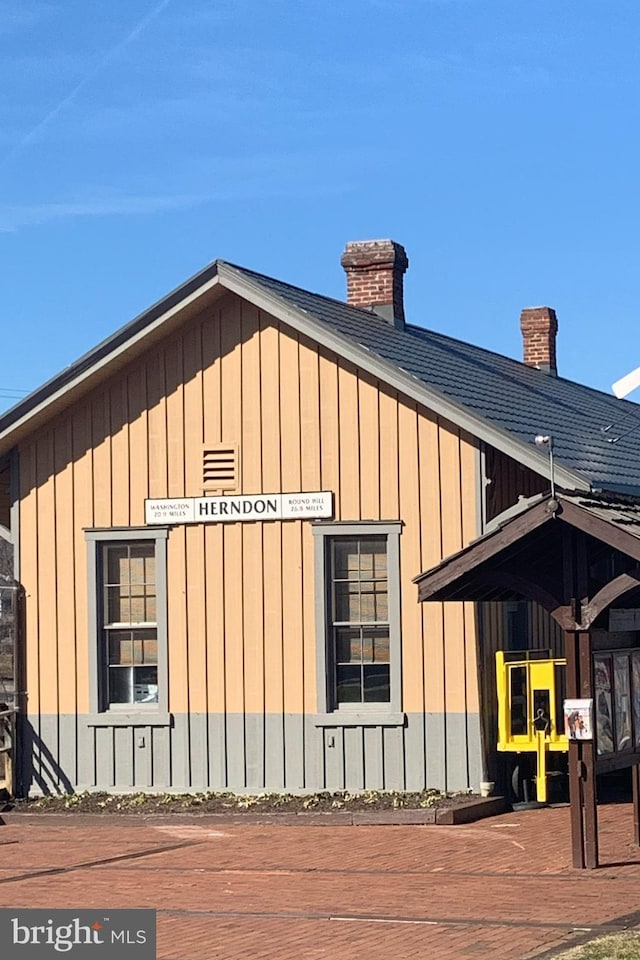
[85,528,169,724]
[313,522,402,722]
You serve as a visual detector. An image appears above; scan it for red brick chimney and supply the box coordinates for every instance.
[341,239,409,329]
[519,306,558,375]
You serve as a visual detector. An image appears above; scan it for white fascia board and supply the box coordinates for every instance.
[217,263,591,493]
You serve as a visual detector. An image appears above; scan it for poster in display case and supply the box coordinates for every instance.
[614,655,633,751]
[594,657,614,756]
[563,699,593,740]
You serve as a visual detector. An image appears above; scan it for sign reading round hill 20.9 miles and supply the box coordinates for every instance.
[145,491,334,525]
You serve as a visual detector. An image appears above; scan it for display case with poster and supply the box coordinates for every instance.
[593,650,640,759]
[594,656,614,756]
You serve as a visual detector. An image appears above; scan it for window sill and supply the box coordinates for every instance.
[86,712,173,728]
[313,712,406,728]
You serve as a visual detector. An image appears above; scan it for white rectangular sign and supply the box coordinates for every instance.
[145,491,333,525]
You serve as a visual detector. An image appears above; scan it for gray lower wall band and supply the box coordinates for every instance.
[21,712,482,796]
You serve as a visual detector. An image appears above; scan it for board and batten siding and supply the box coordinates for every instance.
[17,291,481,795]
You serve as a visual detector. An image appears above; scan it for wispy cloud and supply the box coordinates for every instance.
[0,192,203,232]
[0,152,359,231]
[0,0,172,171]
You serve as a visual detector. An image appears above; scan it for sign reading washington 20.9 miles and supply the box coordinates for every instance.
[145,491,333,525]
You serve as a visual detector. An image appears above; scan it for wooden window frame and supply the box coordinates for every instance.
[312,521,404,727]
[85,527,171,727]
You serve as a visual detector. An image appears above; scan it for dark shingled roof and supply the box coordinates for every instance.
[229,263,640,495]
[2,256,640,496]
[562,489,640,538]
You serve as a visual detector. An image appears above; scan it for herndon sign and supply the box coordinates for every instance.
[145,491,333,525]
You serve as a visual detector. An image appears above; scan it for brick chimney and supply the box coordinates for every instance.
[519,306,558,375]
[341,239,409,329]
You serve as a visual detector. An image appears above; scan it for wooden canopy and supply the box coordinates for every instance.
[414,488,640,869]
[414,490,640,632]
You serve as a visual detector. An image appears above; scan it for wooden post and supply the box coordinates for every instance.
[565,628,585,868]
[579,631,598,868]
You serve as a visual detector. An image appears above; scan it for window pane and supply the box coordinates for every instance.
[359,541,387,579]
[105,546,128,585]
[371,630,390,663]
[129,593,145,624]
[145,591,156,623]
[129,547,155,585]
[109,666,132,704]
[336,664,362,703]
[134,666,158,703]
[334,582,360,622]
[363,664,390,702]
[359,581,388,622]
[334,541,360,580]
[361,633,374,663]
[107,586,130,624]
[336,628,361,663]
[131,632,157,665]
[129,587,156,624]
[109,632,133,665]
[371,542,387,579]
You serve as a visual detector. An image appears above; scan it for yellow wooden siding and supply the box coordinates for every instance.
[53,421,75,718]
[19,442,39,715]
[18,292,479,724]
[183,323,207,721]
[71,405,93,714]
[36,432,57,716]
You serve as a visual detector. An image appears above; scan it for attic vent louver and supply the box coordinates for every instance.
[203,443,238,491]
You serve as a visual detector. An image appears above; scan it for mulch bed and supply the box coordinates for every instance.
[7,788,480,816]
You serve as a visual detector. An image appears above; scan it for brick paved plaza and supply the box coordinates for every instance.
[1,804,640,960]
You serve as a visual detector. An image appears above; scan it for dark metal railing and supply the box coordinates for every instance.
[0,707,15,794]
[0,581,23,796]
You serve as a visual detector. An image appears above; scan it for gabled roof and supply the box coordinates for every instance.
[2,257,640,494]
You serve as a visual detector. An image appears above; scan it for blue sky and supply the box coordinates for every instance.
[1,0,640,411]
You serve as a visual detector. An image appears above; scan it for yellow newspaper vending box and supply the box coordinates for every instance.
[496,651,568,803]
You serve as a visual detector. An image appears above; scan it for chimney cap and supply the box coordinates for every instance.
[341,239,409,270]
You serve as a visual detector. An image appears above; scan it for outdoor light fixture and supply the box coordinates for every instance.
[534,434,556,500]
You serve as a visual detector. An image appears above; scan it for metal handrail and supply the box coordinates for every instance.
[0,709,15,757]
